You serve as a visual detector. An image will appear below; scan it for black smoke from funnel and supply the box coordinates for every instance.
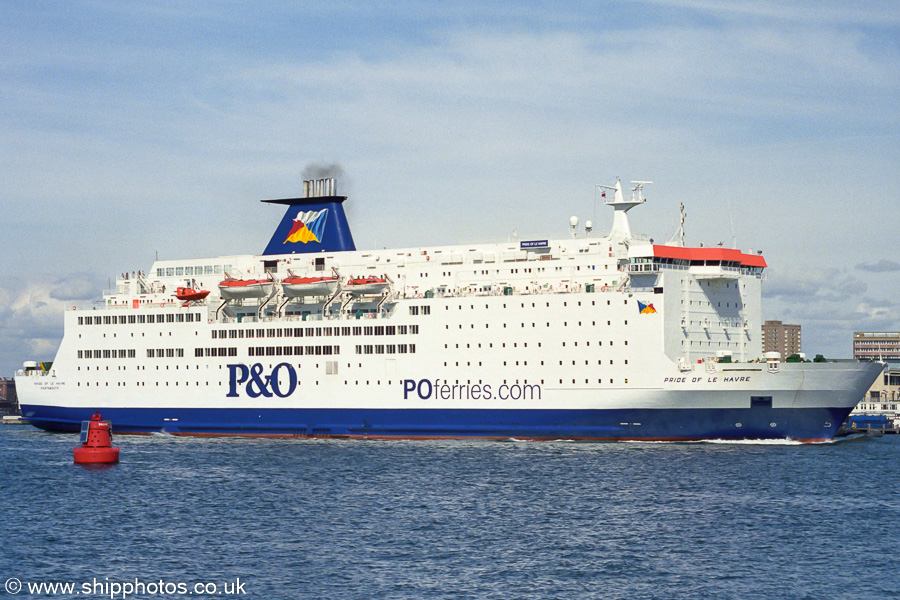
[302,162,355,225]
[302,162,344,182]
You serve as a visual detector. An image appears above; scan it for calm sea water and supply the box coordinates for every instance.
[1,426,898,600]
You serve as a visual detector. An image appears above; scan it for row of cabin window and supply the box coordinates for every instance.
[354,344,416,355]
[446,321,628,330]
[246,346,340,357]
[147,349,187,358]
[212,325,419,339]
[78,349,137,359]
[443,359,627,366]
[78,313,200,325]
[157,265,230,277]
[193,348,238,357]
[444,340,626,349]
[411,299,631,312]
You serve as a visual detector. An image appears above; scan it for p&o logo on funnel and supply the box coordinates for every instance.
[284,209,328,245]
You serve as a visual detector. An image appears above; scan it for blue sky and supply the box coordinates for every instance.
[1,1,899,375]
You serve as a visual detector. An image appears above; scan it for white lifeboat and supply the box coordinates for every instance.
[218,275,274,299]
[282,275,341,298]
[345,276,390,296]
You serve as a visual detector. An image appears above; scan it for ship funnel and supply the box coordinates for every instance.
[260,177,356,255]
[303,177,337,198]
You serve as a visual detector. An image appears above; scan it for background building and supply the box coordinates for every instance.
[853,332,900,361]
[852,363,900,424]
[762,320,801,357]
[0,377,17,414]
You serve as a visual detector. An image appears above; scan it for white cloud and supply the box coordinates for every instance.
[764,268,867,301]
[639,0,900,28]
[0,281,70,374]
[1,1,898,371]
[49,273,106,301]
[764,268,900,357]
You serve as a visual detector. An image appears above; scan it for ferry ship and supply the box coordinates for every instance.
[16,177,883,441]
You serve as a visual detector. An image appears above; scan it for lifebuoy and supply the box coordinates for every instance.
[601,285,608,292]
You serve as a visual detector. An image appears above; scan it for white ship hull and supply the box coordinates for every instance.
[16,177,884,441]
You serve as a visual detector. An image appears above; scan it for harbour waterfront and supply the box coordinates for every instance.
[1,426,898,599]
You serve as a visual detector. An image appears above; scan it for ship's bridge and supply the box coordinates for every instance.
[627,245,766,279]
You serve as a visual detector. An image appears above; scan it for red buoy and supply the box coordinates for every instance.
[73,413,120,464]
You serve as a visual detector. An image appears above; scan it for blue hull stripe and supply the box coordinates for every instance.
[20,405,853,441]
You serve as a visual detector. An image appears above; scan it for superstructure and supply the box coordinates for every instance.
[16,177,883,441]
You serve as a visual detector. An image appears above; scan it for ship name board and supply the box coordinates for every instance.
[664,376,752,383]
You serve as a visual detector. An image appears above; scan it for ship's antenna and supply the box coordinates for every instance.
[668,202,686,247]
[599,178,646,241]
[593,183,608,235]
[727,193,737,249]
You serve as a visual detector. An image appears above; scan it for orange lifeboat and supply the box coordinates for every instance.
[73,413,120,464]
[175,287,211,302]
[345,276,390,296]
[282,274,341,297]
[218,275,275,299]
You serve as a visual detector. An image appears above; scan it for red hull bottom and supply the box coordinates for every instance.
[103,431,831,444]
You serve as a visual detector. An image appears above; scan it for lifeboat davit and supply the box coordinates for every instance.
[73,413,120,464]
[175,287,211,302]
[282,275,341,298]
[218,276,275,299]
[345,276,390,296]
